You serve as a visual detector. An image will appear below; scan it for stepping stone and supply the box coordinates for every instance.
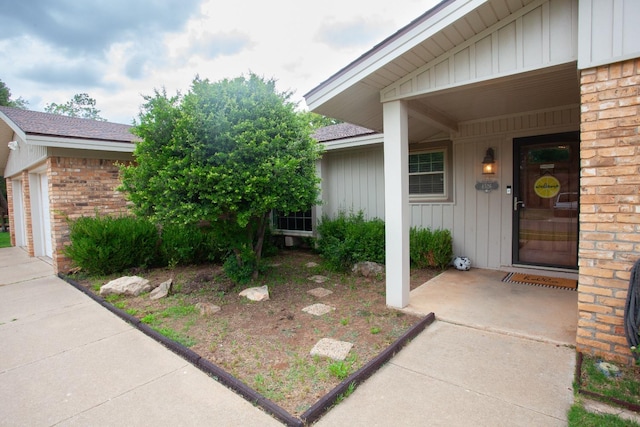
[302,303,335,316]
[307,287,333,298]
[305,262,319,268]
[307,275,329,283]
[310,338,353,361]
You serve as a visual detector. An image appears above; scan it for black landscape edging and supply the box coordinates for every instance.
[59,274,436,426]
[575,352,640,414]
[60,274,141,326]
[300,312,436,425]
[60,273,301,427]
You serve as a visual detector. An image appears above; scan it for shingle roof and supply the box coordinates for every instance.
[0,106,136,143]
[312,123,378,142]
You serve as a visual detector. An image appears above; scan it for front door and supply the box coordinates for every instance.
[513,132,579,269]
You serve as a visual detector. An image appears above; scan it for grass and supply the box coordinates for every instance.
[568,403,640,427]
[0,232,10,248]
[572,354,640,426]
[579,355,640,407]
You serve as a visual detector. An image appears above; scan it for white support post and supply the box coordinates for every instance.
[383,100,410,308]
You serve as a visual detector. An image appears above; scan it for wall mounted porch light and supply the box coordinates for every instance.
[482,147,496,175]
[475,147,499,193]
[8,140,18,151]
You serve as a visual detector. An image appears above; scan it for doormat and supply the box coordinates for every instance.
[502,272,577,290]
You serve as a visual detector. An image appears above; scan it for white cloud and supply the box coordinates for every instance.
[0,0,438,124]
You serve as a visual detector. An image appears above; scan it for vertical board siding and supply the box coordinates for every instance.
[322,147,385,220]
[579,0,640,68]
[382,0,578,103]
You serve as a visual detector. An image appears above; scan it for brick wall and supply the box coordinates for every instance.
[49,156,131,273]
[578,58,640,364]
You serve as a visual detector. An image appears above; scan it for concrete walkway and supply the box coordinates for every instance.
[0,246,577,426]
[0,247,280,427]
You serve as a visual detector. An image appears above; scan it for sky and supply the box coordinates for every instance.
[0,0,440,125]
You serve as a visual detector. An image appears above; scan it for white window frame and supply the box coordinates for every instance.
[408,148,448,202]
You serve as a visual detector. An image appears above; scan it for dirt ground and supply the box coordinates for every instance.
[75,249,440,416]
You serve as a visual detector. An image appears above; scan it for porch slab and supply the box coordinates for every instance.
[403,268,578,346]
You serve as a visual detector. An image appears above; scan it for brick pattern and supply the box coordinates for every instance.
[578,58,640,364]
[49,157,131,273]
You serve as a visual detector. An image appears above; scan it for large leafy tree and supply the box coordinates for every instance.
[121,74,322,279]
[0,79,28,109]
[44,93,106,121]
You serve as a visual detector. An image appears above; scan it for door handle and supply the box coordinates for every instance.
[514,197,525,211]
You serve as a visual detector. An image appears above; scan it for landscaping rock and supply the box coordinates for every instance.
[352,261,385,277]
[307,275,329,284]
[195,302,221,316]
[307,287,333,298]
[149,278,172,300]
[302,303,335,316]
[305,262,319,268]
[239,285,270,301]
[310,338,353,360]
[100,276,150,297]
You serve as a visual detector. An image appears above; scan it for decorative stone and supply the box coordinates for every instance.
[149,278,172,300]
[310,338,353,361]
[596,361,621,377]
[307,287,333,298]
[195,302,221,316]
[302,303,335,316]
[305,262,319,268]
[239,285,270,301]
[352,261,385,277]
[307,275,329,283]
[100,276,150,297]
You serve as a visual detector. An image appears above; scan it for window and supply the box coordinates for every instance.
[409,149,446,198]
[272,209,313,233]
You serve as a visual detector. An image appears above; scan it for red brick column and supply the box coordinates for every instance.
[578,58,640,363]
[49,157,131,273]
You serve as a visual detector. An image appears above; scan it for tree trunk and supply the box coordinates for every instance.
[251,211,270,280]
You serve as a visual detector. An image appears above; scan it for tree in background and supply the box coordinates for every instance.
[298,110,342,130]
[0,79,28,109]
[121,74,322,281]
[44,93,106,121]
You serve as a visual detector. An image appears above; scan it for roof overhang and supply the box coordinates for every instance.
[27,134,136,152]
[305,0,581,142]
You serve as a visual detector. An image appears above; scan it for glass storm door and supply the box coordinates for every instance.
[513,132,579,269]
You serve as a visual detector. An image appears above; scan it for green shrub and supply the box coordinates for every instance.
[65,214,158,275]
[410,227,453,270]
[158,222,224,266]
[223,248,268,285]
[316,211,385,271]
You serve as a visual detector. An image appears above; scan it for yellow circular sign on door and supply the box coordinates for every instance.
[534,175,561,198]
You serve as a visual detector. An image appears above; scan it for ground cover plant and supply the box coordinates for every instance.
[0,232,9,248]
[577,354,640,409]
[72,249,438,417]
[568,403,640,427]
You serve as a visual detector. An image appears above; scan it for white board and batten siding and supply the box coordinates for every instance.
[578,0,640,69]
[320,106,579,269]
[382,0,578,103]
[321,147,385,220]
